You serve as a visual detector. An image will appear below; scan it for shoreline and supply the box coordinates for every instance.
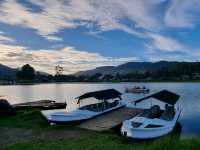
[1,80,200,86]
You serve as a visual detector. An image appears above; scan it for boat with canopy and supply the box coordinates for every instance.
[121,90,182,139]
[41,89,124,123]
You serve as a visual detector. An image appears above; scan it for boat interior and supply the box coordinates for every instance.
[79,100,120,112]
[139,105,175,120]
[132,105,175,128]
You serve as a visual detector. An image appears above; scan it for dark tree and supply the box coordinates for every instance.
[114,73,122,81]
[103,74,114,81]
[54,74,77,82]
[89,73,102,81]
[77,75,87,82]
[16,64,36,80]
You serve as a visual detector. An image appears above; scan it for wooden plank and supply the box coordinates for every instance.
[78,107,143,131]
[13,100,66,110]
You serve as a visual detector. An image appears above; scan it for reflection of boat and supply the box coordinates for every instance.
[125,87,150,94]
[41,89,124,123]
[170,122,182,138]
[121,90,182,139]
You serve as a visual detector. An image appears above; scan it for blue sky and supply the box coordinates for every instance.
[0,0,200,74]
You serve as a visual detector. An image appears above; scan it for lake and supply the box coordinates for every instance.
[0,82,200,137]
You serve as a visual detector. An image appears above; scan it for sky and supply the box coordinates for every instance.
[0,0,200,74]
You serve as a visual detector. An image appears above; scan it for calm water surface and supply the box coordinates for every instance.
[0,82,200,137]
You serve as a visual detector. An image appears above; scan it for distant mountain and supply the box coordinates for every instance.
[75,61,179,76]
[0,64,17,78]
[0,64,51,80]
[76,66,116,76]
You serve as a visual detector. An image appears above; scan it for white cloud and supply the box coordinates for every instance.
[0,31,14,43]
[43,35,63,42]
[165,0,200,28]
[0,0,198,68]
[0,0,163,40]
[148,54,194,62]
[0,43,138,74]
[0,0,188,51]
[146,33,185,52]
[0,0,76,40]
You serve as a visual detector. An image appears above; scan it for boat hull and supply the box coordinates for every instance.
[41,104,125,124]
[121,125,174,139]
[121,108,181,139]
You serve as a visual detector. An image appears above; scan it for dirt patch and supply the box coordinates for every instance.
[39,130,82,140]
[0,127,82,148]
[0,127,36,147]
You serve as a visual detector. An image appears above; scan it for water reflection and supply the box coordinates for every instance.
[171,122,182,138]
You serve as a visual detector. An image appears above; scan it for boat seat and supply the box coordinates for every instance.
[139,105,162,119]
[96,103,101,112]
[160,105,175,121]
[104,101,109,109]
[79,100,119,112]
[132,122,142,128]
[114,100,119,106]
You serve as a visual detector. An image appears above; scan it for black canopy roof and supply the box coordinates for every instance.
[134,90,180,105]
[76,89,122,103]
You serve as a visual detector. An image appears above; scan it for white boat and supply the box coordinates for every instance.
[121,90,182,139]
[41,89,124,123]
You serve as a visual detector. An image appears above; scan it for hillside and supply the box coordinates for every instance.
[0,64,17,79]
[0,64,50,80]
[75,61,178,76]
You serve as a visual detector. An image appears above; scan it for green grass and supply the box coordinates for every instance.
[0,110,200,150]
[0,110,78,132]
[4,134,200,150]
[0,110,47,129]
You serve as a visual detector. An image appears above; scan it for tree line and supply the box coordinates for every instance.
[6,62,200,84]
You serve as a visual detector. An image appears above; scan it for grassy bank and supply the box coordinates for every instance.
[0,110,200,150]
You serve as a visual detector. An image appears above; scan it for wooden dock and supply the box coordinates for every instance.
[13,100,66,110]
[78,107,143,131]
